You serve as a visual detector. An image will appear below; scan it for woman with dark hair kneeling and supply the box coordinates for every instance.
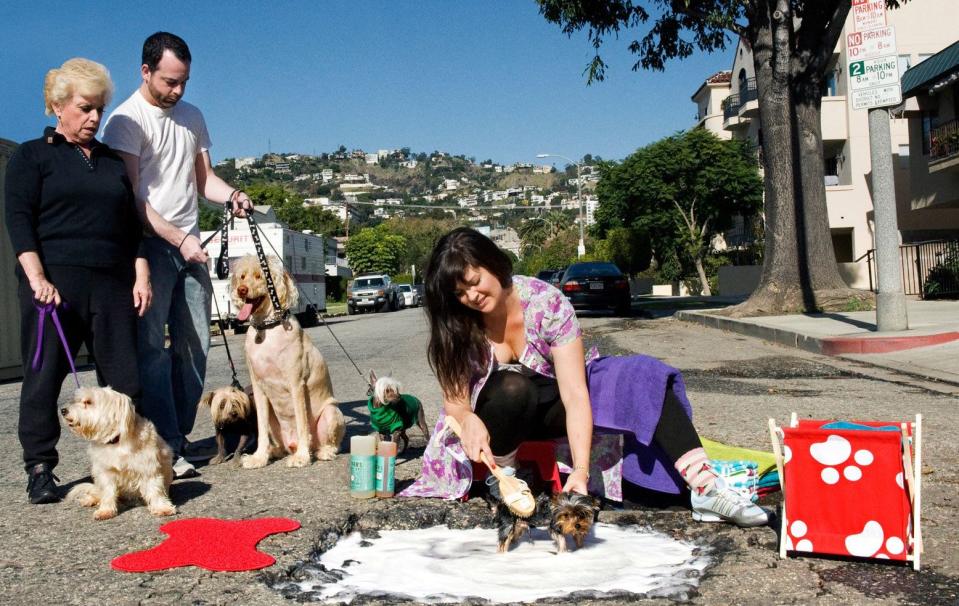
[400,227,768,527]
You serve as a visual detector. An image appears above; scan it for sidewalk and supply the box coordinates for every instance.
[676,298,959,386]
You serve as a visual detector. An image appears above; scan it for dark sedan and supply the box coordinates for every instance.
[557,261,631,315]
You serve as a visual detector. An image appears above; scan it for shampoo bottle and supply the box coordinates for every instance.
[375,440,397,498]
[350,435,377,498]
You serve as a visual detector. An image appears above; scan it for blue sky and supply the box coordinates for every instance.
[1,2,734,165]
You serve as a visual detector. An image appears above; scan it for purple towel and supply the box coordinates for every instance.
[587,355,691,494]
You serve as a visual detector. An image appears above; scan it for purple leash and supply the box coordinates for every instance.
[31,300,80,388]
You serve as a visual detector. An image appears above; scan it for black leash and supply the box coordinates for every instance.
[211,293,243,391]
[208,206,369,387]
[252,219,370,387]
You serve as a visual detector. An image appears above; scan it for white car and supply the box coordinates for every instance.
[397,283,419,308]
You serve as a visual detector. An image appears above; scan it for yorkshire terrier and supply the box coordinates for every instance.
[494,491,601,553]
[199,385,258,465]
[366,371,431,453]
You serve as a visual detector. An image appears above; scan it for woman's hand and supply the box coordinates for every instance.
[458,412,494,465]
[133,277,152,317]
[563,468,589,495]
[30,275,61,306]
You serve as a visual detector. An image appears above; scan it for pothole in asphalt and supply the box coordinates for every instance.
[817,561,959,605]
[263,500,720,604]
[704,356,849,379]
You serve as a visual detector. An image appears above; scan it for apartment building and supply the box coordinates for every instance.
[901,40,959,227]
[690,70,733,140]
[697,0,957,288]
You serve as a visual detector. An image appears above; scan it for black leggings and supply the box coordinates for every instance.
[474,370,701,460]
[17,264,140,472]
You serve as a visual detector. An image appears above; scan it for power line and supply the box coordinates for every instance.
[306,199,582,212]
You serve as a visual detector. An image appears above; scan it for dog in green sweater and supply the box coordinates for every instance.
[366,372,430,453]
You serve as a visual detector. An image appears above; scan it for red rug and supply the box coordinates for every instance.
[111,517,300,572]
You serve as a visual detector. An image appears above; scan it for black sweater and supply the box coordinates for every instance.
[4,127,142,269]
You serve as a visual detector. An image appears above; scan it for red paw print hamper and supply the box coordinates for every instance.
[768,414,922,570]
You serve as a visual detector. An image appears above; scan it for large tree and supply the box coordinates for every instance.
[345,224,407,275]
[596,129,763,294]
[384,216,460,281]
[537,0,900,314]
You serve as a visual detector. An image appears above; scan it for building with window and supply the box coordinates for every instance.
[900,40,959,229]
[695,0,956,288]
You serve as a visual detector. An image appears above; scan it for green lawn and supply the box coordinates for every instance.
[323,301,348,316]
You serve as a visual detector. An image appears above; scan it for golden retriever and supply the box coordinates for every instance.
[61,387,176,520]
[230,254,345,468]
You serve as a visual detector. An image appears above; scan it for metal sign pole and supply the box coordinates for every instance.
[847,0,908,331]
[868,107,908,331]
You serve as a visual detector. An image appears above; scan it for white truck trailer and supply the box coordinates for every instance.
[201,210,327,328]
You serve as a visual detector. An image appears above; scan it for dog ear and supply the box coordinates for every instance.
[281,269,298,310]
[114,389,137,441]
[199,391,215,408]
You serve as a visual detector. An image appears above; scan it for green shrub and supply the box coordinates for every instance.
[923,243,959,299]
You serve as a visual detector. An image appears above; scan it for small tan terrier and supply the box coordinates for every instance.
[199,385,258,465]
[61,387,176,520]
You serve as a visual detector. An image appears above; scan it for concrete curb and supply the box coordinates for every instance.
[675,310,959,357]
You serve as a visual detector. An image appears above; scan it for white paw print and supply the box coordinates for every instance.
[809,436,873,485]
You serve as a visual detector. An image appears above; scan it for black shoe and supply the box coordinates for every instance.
[26,463,61,504]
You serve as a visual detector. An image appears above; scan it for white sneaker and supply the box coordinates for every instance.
[691,477,769,527]
[172,456,199,480]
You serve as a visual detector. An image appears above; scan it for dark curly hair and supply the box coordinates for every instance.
[423,227,512,398]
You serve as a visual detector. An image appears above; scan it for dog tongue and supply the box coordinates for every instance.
[236,302,254,322]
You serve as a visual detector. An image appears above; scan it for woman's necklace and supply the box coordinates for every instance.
[72,144,94,171]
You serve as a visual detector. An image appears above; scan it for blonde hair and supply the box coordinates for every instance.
[43,58,114,116]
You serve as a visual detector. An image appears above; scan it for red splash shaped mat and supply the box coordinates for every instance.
[112,517,300,572]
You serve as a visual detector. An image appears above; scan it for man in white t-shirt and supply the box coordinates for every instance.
[103,32,252,478]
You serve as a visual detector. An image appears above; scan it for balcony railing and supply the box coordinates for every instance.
[723,94,740,120]
[739,78,758,105]
[930,119,959,162]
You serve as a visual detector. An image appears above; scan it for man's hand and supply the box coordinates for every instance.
[179,234,209,264]
[231,191,253,218]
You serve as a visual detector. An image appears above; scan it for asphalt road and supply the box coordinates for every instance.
[0,307,956,605]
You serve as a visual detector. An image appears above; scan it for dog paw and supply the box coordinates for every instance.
[285,453,311,468]
[241,453,269,469]
[93,507,118,521]
[148,501,177,517]
[75,494,99,508]
[209,454,226,465]
[315,445,339,461]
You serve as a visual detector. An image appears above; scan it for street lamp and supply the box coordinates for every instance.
[537,153,585,258]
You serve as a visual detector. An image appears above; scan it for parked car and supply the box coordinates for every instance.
[557,261,631,316]
[347,274,400,314]
[397,283,419,308]
[536,268,563,284]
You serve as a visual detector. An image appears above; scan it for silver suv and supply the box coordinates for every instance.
[347,274,400,314]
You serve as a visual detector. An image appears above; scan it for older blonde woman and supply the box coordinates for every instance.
[4,58,151,504]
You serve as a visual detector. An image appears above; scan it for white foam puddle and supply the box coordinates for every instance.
[297,523,710,603]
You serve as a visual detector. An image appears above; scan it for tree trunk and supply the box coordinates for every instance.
[694,256,712,296]
[721,0,873,317]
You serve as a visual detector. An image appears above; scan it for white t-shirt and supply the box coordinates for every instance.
[103,90,212,236]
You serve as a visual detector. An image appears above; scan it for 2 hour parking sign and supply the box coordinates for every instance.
[845,1,901,110]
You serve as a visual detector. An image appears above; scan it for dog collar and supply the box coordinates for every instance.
[250,309,290,331]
